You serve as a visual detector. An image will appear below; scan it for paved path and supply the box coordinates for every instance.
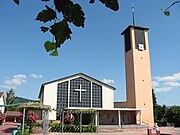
[160,128,180,135]
[1,123,180,135]
[31,128,180,135]
[0,122,19,135]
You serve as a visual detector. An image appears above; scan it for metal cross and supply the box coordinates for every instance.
[74,84,86,102]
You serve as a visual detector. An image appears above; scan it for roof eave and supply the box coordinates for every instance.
[40,73,116,90]
[121,25,149,35]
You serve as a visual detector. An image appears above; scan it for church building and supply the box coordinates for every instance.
[38,25,154,127]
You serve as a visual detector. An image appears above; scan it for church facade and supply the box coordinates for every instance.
[38,73,143,126]
[39,25,154,127]
[39,73,115,122]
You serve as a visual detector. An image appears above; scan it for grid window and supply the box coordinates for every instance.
[92,83,102,108]
[56,81,68,120]
[69,77,91,107]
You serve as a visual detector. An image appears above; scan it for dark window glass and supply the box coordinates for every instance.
[124,29,131,52]
[92,83,102,108]
[56,81,68,120]
[134,29,146,50]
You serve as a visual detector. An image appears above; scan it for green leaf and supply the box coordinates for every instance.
[164,11,170,16]
[13,0,20,5]
[40,26,49,33]
[62,2,85,27]
[50,20,72,47]
[36,5,57,23]
[54,0,67,13]
[44,41,56,52]
[51,50,58,56]
[71,3,85,27]
[99,0,119,11]
[89,0,95,4]
[54,0,85,27]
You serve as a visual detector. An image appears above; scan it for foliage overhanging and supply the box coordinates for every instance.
[13,0,119,56]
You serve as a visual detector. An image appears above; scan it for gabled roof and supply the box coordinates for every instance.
[0,92,4,98]
[38,73,116,98]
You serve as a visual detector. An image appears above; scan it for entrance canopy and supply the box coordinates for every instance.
[64,107,144,126]
[17,102,51,135]
[65,107,144,111]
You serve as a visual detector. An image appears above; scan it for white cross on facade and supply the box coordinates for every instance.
[74,84,86,102]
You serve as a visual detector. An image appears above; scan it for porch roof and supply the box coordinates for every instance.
[65,107,144,111]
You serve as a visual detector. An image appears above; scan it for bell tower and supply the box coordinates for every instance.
[121,25,154,126]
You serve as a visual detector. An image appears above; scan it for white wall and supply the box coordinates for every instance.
[102,86,114,108]
[43,82,58,120]
[0,96,5,113]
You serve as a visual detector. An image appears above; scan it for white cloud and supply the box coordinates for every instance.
[0,73,43,90]
[152,81,159,88]
[155,87,172,93]
[4,78,26,86]
[14,74,26,79]
[0,85,15,89]
[30,74,43,79]
[154,72,180,82]
[0,74,26,89]
[153,72,180,93]
[163,82,180,87]
[102,79,115,84]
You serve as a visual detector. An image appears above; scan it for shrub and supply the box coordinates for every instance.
[0,114,5,125]
[16,129,30,135]
[167,106,180,127]
[49,123,96,133]
[16,125,30,135]
[18,114,23,123]
[64,113,75,125]
[27,111,38,123]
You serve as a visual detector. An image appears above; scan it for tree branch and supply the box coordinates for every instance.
[164,1,180,11]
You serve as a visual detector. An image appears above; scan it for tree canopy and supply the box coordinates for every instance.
[13,0,119,56]
[152,89,180,127]
[167,106,180,127]
[5,89,17,112]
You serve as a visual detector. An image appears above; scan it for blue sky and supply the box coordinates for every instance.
[0,0,180,106]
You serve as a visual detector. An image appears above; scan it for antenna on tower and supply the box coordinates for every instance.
[132,2,136,25]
